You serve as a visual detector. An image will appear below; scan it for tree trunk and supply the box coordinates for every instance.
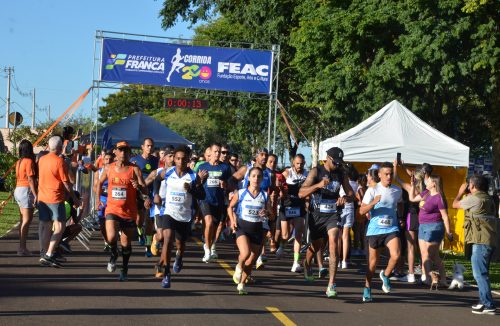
[311,125,321,168]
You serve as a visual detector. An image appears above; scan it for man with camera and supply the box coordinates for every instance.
[452,175,498,315]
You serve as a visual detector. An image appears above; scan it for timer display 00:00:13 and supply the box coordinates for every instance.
[164,98,209,109]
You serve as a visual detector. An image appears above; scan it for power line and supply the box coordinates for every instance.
[11,74,32,98]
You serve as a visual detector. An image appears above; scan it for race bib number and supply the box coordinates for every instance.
[285,207,300,218]
[377,216,392,227]
[207,177,220,187]
[319,199,337,213]
[243,205,261,220]
[168,191,186,205]
[111,187,126,200]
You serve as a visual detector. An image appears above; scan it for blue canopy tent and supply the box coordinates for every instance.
[84,112,194,148]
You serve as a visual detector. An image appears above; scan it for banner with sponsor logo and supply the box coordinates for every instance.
[100,38,273,94]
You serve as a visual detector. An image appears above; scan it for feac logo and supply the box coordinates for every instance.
[105,54,127,70]
[166,48,212,83]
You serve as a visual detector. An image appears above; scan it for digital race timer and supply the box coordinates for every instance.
[164,98,209,109]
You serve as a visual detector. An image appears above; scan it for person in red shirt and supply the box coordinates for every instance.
[13,139,38,256]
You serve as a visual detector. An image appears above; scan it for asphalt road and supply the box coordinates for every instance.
[0,220,497,326]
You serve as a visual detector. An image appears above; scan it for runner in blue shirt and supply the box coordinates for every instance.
[360,161,403,302]
[130,137,159,257]
[197,143,232,263]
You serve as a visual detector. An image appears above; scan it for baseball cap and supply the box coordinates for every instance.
[326,147,344,163]
[116,141,131,149]
[368,164,380,171]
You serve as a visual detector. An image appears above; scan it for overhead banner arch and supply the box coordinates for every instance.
[92,31,280,151]
[100,38,274,94]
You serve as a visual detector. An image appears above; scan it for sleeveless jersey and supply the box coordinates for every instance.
[237,188,268,223]
[310,165,343,218]
[282,167,308,218]
[163,166,197,222]
[105,163,137,219]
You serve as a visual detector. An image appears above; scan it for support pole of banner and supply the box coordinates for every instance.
[271,44,280,153]
[267,96,272,151]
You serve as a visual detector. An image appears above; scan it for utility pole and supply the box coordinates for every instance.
[4,67,13,129]
[32,88,35,128]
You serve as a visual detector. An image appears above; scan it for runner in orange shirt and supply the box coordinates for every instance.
[96,141,152,281]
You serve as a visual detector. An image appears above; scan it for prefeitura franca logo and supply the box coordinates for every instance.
[105,54,127,70]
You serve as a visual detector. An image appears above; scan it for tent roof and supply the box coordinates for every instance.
[319,100,469,167]
[85,112,194,148]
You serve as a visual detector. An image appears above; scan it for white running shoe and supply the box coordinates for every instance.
[407,273,416,283]
[291,262,303,273]
[233,265,242,284]
[341,261,348,269]
[256,256,264,270]
[210,248,218,260]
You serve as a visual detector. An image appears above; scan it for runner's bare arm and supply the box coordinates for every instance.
[228,165,247,192]
[144,169,158,186]
[227,190,239,231]
[95,166,108,208]
[299,168,326,199]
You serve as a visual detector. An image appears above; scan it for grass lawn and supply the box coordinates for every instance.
[443,252,500,291]
[0,191,19,237]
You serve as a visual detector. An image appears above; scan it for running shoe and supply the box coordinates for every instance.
[291,262,303,273]
[256,256,264,270]
[151,236,159,256]
[145,246,153,258]
[407,274,416,283]
[52,252,67,263]
[17,248,32,257]
[173,257,183,273]
[107,255,117,273]
[341,261,348,269]
[389,273,407,281]
[318,267,328,279]
[202,252,211,263]
[210,248,218,260]
[233,265,242,284]
[245,276,255,284]
[39,254,62,268]
[161,273,171,288]
[303,261,314,282]
[472,303,485,311]
[472,307,496,315]
[260,255,268,262]
[154,264,164,278]
[103,243,111,252]
[237,283,248,295]
[119,269,128,281]
[379,270,391,293]
[326,284,337,298]
[59,242,73,254]
[362,287,372,302]
[275,246,284,259]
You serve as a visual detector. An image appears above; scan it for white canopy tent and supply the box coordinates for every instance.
[319,100,469,166]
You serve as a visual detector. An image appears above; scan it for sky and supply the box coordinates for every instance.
[0,0,194,127]
[0,0,310,165]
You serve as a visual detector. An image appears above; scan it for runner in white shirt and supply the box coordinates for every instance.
[154,146,207,289]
